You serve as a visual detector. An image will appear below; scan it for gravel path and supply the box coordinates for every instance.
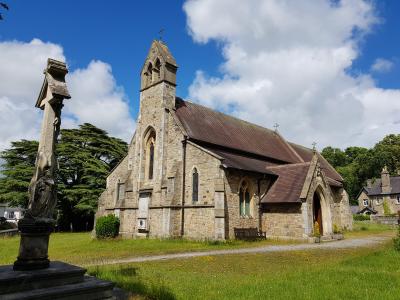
[88,235,390,266]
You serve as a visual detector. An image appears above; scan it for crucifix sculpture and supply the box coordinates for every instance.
[13,59,71,271]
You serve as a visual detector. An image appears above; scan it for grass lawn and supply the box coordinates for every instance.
[0,221,395,266]
[344,220,396,238]
[89,242,400,300]
[1,222,397,299]
[0,232,299,266]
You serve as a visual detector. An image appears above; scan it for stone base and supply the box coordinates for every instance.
[0,261,117,300]
[13,218,54,271]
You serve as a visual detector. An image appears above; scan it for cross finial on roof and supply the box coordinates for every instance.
[273,123,279,132]
[312,142,317,153]
[158,28,165,41]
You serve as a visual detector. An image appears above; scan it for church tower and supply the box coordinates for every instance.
[139,40,178,109]
[127,40,179,236]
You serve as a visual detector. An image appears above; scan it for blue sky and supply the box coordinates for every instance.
[0,0,399,149]
[0,1,223,116]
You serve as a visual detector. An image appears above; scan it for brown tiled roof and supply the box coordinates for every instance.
[175,99,301,164]
[261,163,311,203]
[365,176,400,196]
[202,146,278,176]
[289,142,343,182]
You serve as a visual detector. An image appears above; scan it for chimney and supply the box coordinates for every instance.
[381,166,391,194]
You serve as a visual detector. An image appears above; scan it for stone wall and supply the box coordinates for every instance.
[183,207,215,240]
[262,203,304,238]
[224,171,261,239]
[371,215,398,225]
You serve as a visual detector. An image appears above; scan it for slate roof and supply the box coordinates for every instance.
[175,99,301,164]
[174,98,344,203]
[289,142,343,182]
[261,163,311,203]
[364,176,400,196]
[202,146,278,176]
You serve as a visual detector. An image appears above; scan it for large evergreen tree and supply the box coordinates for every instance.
[57,123,127,231]
[0,123,127,231]
[0,140,38,207]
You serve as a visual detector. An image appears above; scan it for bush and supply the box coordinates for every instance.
[383,200,391,216]
[353,214,370,221]
[95,215,120,239]
[333,223,342,234]
[394,226,400,251]
[0,217,15,230]
[313,222,321,238]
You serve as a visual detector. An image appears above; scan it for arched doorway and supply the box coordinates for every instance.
[313,193,323,235]
[312,186,333,236]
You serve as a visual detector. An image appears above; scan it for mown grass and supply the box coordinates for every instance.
[0,233,297,266]
[0,221,394,266]
[344,220,396,238]
[89,242,400,300]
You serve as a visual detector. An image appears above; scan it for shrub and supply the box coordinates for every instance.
[313,222,321,238]
[0,217,15,230]
[95,215,120,239]
[333,223,342,234]
[353,214,370,221]
[394,226,400,251]
[383,200,391,216]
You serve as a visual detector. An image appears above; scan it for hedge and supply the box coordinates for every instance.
[353,214,371,221]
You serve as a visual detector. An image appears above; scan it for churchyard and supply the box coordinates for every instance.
[1,221,397,299]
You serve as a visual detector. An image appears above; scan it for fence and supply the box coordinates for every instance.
[0,229,19,237]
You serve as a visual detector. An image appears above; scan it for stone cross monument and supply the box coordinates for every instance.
[13,58,71,271]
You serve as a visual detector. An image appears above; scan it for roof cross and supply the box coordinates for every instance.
[273,123,279,132]
[312,141,317,152]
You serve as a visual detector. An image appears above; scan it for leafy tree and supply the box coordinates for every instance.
[57,123,127,231]
[0,124,127,231]
[320,147,348,168]
[321,134,400,205]
[0,140,38,207]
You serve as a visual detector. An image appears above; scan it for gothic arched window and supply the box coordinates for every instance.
[146,62,153,86]
[154,58,161,81]
[239,181,251,217]
[145,130,156,180]
[192,168,199,203]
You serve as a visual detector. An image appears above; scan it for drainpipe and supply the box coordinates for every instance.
[257,178,262,233]
[258,175,271,236]
[180,137,187,237]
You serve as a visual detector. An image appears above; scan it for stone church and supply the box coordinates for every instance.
[96,40,352,240]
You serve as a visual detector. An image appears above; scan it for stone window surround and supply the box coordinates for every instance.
[143,127,156,181]
[396,195,400,205]
[191,166,200,204]
[363,199,368,206]
[239,180,254,218]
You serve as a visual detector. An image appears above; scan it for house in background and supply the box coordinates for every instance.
[0,203,23,223]
[357,166,400,215]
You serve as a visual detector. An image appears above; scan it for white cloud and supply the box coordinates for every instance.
[0,39,135,150]
[371,58,394,73]
[183,0,400,148]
